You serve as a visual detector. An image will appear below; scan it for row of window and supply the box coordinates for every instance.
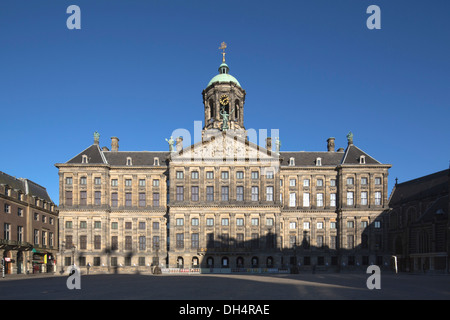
[3,187,55,211]
[173,218,381,229]
[64,235,160,251]
[286,177,382,187]
[65,220,161,230]
[288,191,383,207]
[65,177,162,187]
[64,256,159,267]
[176,170,273,180]
[65,191,161,207]
[4,204,55,224]
[175,186,273,202]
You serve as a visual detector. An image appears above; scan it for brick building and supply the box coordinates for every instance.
[0,171,58,274]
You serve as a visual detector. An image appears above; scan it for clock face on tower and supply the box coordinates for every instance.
[219,94,229,106]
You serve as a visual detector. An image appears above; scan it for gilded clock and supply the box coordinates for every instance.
[219,94,229,106]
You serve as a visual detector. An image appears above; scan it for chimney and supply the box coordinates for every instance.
[176,137,183,152]
[265,137,272,151]
[111,137,119,152]
[327,137,335,152]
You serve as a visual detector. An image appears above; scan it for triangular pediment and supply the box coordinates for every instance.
[171,132,279,164]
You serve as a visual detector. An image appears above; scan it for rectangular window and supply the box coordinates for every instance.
[80,191,87,205]
[4,204,11,213]
[374,220,381,228]
[94,235,101,250]
[176,186,184,201]
[266,186,273,201]
[152,179,160,187]
[236,171,244,179]
[80,221,87,229]
[17,226,23,242]
[330,221,337,229]
[289,222,296,229]
[125,221,132,230]
[221,171,229,179]
[94,177,101,185]
[330,179,336,187]
[347,192,354,206]
[94,191,101,206]
[65,191,73,206]
[80,235,87,250]
[4,223,11,240]
[266,171,274,179]
[221,186,229,201]
[303,193,310,207]
[206,186,214,201]
[191,186,199,202]
[176,171,184,179]
[191,218,199,226]
[330,193,336,207]
[111,192,118,207]
[251,171,259,179]
[139,193,146,207]
[303,222,310,230]
[152,236,160,249]
[347,177,354,185]
[111,222,118,230]
[139,236,146,250]
[251,186,259,201]
[176,233,184,248]
[138,179,146,187]
[375,191,382,205]
[316,193,324,207]
[266,218,274,226]
[317,236,323,248]
[236,233,244,248]
[65,177,73,185]
[125,236,132,250]
[289,179,296,187]
[347,221,354,228]
[80,177,87,185]
[375,177,382,185]
[236,218,244,226]
[317,179,323,187]
[289,193,296,207]
[251,218,259,226]
[206,218,214,226]
[347,235,354,249]
[125,192,132,207]
[330,236,337,249]
[317,222,323,229]
[361,177,368,185]
[176,218,184,226]
[236,186,244,201]
[153,222,160,230]
[221,218,229,226]
[303,179,310,187]
[361,191,368,205]
[125,179,132,187]
[289,235,296,248]
[111,179,118,187]
[153,193,160,207]
[206,171,214,179]
[191,233,199,249]
[94,221,101,229]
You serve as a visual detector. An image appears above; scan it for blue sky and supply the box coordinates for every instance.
[1,0,449,205]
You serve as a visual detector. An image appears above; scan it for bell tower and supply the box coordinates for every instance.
[202,42,246,139]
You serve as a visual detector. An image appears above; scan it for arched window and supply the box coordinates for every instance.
[235,100,240,119]
[266,256,274,268]
[251,256,259,268]
[126,157,132,166]
[209,99,215,119]
[192,256,199,267]
[418,230,429,253]
[236,256,244,268]
[221,256,229,268]
[177,256,184,268]
[207,257,214,268]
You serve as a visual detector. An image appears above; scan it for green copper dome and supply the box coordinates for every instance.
[207,62,241,88]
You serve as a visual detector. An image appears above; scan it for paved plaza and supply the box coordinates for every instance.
[0,272,449,300]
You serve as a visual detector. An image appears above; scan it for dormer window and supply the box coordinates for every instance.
[126,157,132,166]
[82,155,88,164]
[153,157,159,166]
[359,155,366,164]
[316,157,322,166]
[289,157,295,166]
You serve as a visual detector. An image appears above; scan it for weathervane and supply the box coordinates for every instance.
[219,42,227,62]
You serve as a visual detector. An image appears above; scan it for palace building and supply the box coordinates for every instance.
[55,45,391,273]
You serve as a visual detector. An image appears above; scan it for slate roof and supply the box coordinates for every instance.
[280,151,344,167]
[103,151,170,166]
[389,169,449,206]
[66,144,106,164]
[0,171,55,203]
[341,144,381,165]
